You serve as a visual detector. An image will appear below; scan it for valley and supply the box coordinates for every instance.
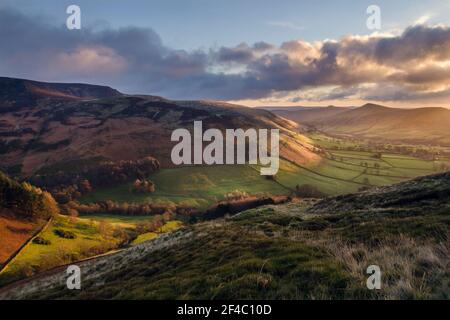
[79,146,450,208]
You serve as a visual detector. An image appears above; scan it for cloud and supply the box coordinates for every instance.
[267,21,304,31]
[0,8,208,95]
[414,14,433,25]
[54,45,127,75]
[215,43,255,64]
[1,7,450,103]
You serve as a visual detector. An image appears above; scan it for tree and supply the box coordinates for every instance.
[131,179,155,194]
[98,220,113,238]
[41,191,60,217]
[68,208,79,224]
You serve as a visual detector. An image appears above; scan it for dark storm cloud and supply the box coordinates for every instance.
[215,43,255,63]
[252,41,275,51]
[2,7,450,101]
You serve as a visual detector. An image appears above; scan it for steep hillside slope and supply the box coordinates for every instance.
[2,172,448,300]
[0,77,319,176]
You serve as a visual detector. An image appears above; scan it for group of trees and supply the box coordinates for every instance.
[135,212,174,234]
[28,157,160,203]
[204,195,289,220]
[293,184,326,198]
[61,199,200,218]
[223,190,250,202]
[0,171,59,219]
[131,179,155,194]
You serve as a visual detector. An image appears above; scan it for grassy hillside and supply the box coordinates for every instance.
[0,214,183,286]
[80,165,290,209]
[2,172,448,300]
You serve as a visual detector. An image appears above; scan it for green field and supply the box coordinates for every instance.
[131,232,158,245]
[80,156,445,207]
[81,165,290,209]
[131,221,182,245]
[0,215,120,285]
[307,132,360,149]
[77,214,160,228]
[0,215,183,285]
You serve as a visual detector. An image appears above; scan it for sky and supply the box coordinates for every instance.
[2,0,450,107]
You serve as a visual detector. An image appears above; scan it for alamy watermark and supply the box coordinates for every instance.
[66,5,81,30]
[171,121,279,175]
[66,265,81,290]
[65,4,380,31]
[367,5,381,30]
[366,265,381,290]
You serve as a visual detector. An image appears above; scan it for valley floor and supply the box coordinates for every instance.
[79,148,449,209]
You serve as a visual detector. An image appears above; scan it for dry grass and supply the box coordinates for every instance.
[0,213,40,265]
[328,236,448,299]
[287,230,449,299]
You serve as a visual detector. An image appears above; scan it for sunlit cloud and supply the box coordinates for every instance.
[1,7,450,107]
[414,14,433,25]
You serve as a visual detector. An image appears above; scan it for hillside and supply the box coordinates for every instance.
[269,106,349,124]
[2,171,448,300]
[0,77,121,107]
[270,103,450,146]
[308,171,450,214]
[0,77,319,176]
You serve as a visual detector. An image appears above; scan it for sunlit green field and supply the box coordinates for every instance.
[0,215,119,285]
[0,215,183,286]
[77,214,158,228]
[81,165,290,209]
[131,221,183,245]
[80,153,443,207]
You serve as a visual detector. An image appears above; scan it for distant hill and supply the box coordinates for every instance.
[0,77,319,176]
[269,103,450,146]
[0,77,122,108]
[267,106,349,124]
